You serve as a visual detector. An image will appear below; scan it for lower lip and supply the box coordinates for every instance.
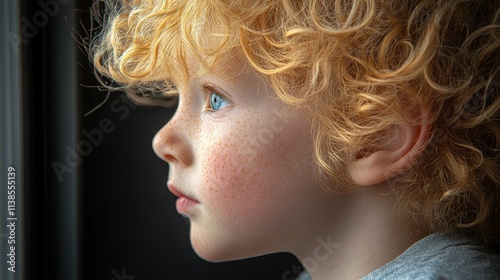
[175,197,199,213]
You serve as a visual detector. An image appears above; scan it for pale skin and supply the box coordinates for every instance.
[152,52,430,280]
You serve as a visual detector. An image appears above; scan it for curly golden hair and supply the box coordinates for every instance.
[90,0,500,242]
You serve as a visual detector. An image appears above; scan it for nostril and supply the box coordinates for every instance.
[164,154,177,163]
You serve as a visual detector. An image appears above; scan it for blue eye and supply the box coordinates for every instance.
[209,92,231,111]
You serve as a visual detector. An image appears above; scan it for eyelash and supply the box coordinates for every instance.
[202,85,232,117]
[133,83,233,116]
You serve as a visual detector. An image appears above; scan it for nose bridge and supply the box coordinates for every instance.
[152,106,193,165]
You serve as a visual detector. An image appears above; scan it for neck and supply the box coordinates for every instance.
[292,191,424,280]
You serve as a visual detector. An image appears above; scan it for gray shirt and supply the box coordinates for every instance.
[298,232,500,279]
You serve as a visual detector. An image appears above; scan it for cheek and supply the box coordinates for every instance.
[200,135,278,229]
[197,115,314,235]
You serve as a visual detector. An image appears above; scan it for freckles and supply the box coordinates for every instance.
[201,133,272,224]
[196,108,313,236]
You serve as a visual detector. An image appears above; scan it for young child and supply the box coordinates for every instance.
[90,0,500,279]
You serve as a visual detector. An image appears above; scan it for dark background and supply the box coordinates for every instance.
[1,0,302,279]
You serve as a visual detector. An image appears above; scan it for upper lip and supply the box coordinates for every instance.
[167,184,199,202]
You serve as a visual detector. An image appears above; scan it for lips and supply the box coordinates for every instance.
[168,184,199,214]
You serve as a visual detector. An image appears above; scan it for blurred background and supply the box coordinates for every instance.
[1,1,301,279]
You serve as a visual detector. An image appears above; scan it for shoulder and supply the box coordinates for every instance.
[362,233,500,280]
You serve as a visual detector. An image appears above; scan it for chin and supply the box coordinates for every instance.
[190,235,271,263]
[192,244,246,263]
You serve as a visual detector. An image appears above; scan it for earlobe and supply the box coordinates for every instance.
[348,108,431,187]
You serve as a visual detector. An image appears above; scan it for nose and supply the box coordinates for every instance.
[152,111,194,166]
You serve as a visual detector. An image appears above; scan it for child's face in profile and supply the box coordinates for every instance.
[152,54,338,261]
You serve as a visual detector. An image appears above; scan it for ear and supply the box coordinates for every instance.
[348,108,431,186]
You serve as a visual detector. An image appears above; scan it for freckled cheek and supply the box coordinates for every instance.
[199,137,278,227]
